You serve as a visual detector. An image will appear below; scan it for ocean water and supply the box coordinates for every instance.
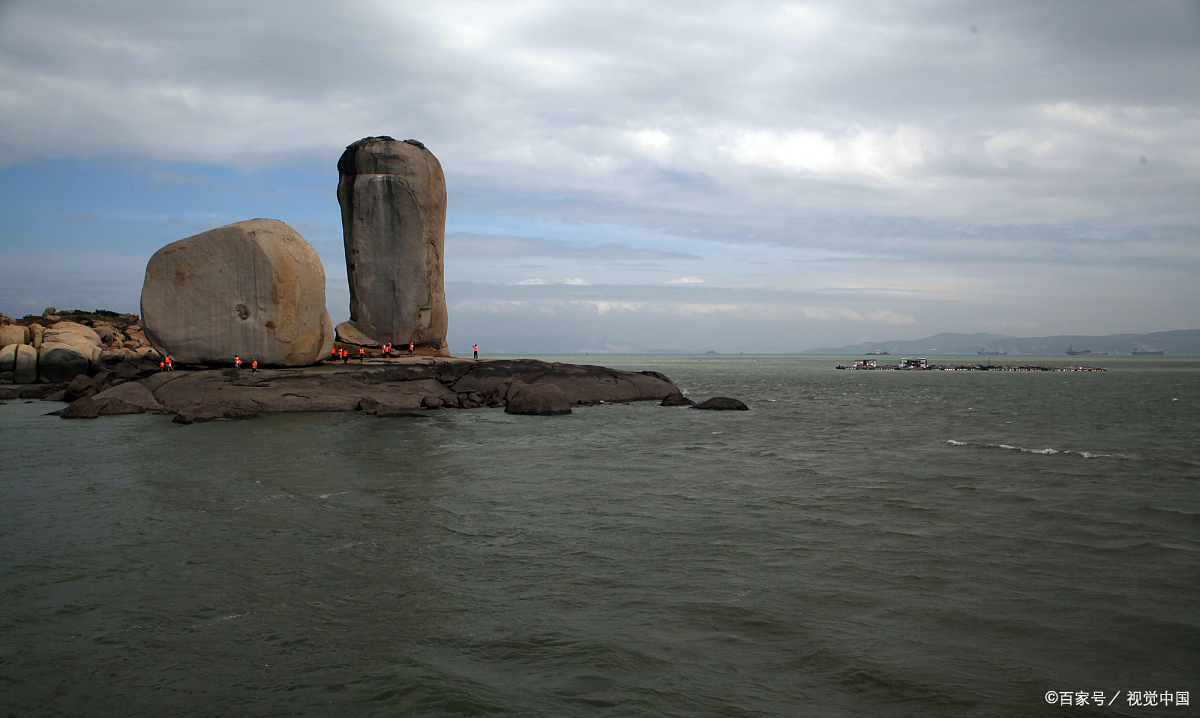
[1,355,1197,717]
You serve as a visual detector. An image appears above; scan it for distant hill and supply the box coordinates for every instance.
[802,329,1200,356]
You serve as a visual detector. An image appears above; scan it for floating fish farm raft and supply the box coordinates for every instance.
[838,359,1106,372]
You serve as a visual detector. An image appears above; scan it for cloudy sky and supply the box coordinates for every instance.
[1,1,1197,353]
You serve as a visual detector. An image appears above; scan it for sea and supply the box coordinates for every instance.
[1,355,1197,718]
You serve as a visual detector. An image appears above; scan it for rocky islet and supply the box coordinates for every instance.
[0,138,747,417]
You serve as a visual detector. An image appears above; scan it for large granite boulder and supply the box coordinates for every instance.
[0,325,28,347]
[0,343,37,384]
[140,219,335,366]
[39,344,91,383]
[336,137,448,354]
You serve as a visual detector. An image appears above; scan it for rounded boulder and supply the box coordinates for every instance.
[140,219,335,366]
[0,343,37,384]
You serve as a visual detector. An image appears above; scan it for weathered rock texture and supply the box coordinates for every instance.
[141,219,335,366]
[337,137,448,354]
[0,325,28,347]
[692,396,750,411]
[0,343,37,384]
[50,358,678,420]
[505,381,572,416]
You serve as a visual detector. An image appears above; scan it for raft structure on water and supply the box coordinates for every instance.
[838,358,1106,372]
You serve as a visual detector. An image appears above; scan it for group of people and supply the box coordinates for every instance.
[159,340,481,377]
[232,355,258,375]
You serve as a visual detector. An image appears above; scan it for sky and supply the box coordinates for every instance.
[0,0,1197,354]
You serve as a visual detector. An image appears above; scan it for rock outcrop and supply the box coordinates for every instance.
[336,137,448,354]
[505,381,572,416]
[660,393,695,407]
[692,397,749,411]
[0,325,28,347]
[140,219,335,366]
[0,343,37,384]
[38,344,92,383]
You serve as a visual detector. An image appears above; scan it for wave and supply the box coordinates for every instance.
[945,439,1131,459]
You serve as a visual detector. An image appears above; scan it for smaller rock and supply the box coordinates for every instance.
[660,393,695,407]
[692,397,749,411]
[505,381,572,416]
[421,395,444,409]
[18,385,48,399]
[60,397,101,419]
[97,398,147,416]
[173,404,261,424]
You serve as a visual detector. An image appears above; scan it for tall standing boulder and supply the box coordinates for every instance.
[336,137,448,354]
[140,219,335,366]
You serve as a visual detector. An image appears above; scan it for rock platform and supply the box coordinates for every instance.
[34,356,682,422]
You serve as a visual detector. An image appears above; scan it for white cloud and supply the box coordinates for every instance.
[868,309,918,325]
[562,277,589,285]
[799,307,865,322]
[665,276,704,284]
[515,278,546,285]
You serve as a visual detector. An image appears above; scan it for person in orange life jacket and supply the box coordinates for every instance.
[252,359,258,375]
[331,347,338,362]
[359,346,365,362]
[408,342,414,356]
[234,355,242,370]
[159,360,165,372]
[165,355,173,371]
[473,344,478,359]
[342,349,349,364]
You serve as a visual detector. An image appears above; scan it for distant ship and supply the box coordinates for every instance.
[1131,347,1164,356]
[978,349,1007,355]
[865,350,889,355]
[1065,346,1091,355]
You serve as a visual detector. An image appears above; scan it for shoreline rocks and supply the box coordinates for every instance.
[41,357,683,420]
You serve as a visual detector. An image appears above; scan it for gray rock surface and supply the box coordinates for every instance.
[0,344,37,384]
[692,397,749,411]
[660,393,695,406]
[141,218,335,366]
[42,357,683,422]
[38,344,91,383]
[505,381,572,415]
[91,382,164,412]
[337,137,448,353]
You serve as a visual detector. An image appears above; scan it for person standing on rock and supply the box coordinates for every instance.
[341,349,349,364]
[165,355,174,371]
[331,347,338,362]
[359,347,365,362]
[409,342,414,356]
[473,344,479,360]
[235,355,242,370]
[252,359,258,376]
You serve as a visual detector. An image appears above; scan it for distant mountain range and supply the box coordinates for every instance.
[802,328,1200,356]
